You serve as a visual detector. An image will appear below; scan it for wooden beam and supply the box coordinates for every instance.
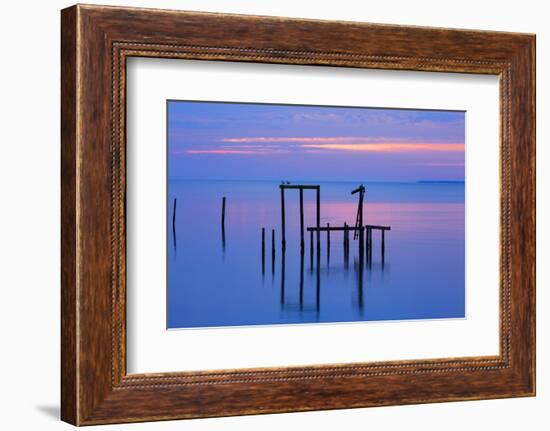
[307,225,391,232]
[279,184,320,190]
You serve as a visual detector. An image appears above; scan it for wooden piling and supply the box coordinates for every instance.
[280,249,286,305]
[367,228,372,263]
[327,222,330,256]
[365,228,369,261]
[359,227,364,261]
[343,222,347,251]
[316,250,321,312]
[261,227,265,273]
[344,223,348,254]
[299,188,304,253]
[381,229,386,262]
[310,229,314,264]
[172,198,177,230]
[316,187,321,254]
[370,229,374,266]
[280,187,286,251]
[365,227,370,258]
[358,252,364,309]
[299,252,304,308]
[172,198,177,250]
[271,229,275,261]
[344,223,349,268]
[344,223,349,251]
[221,196,226,231]
[303,224,389,265]
[358,189,364,250]
[359,213,364,254]
[347,222,352,262]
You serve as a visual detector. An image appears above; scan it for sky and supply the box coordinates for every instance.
[167,101,465,183]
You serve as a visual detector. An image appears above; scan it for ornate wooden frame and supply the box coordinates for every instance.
[61,4,535,425]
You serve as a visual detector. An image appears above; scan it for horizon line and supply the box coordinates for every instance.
[167,178,465,184]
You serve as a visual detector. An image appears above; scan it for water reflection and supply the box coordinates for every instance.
[167,180,465,329]
[172,198,177,253]
[172,220,177,253]
[276,237,385,316]
[280,249,286,306]
[316,251,321,312]
[299,251,304,309]
[354,257,364,311]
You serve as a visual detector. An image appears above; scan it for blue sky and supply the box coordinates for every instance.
[167,101,465,182]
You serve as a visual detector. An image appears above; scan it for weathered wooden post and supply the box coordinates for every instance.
[261,227,265,273]
[358,249,364,309]
[280,186,286,251]
[172,197,177,250]
[271,229,275,264]
[365,227,370,261]
[371,229,374,257]
[299,251,304,308]
[358,194,364,255]
[221,196,226,231]
[344,223,348,253]
[310,229,314,266]
[366,227,370,262]
[299,188,305,254]
[316,251,321,312]
[350,184,367,264]
[316,186,321,255]
[345,223,350,257]
[368,228,373,263]
[327,222,330,257]
[381,229,386,263]
[172,198,177,231]
[343,223,347,255]
[280,248,286,305]
[359,226,364,261]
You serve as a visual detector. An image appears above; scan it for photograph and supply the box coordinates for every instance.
[2,0,534,427]
[167,101,466,329]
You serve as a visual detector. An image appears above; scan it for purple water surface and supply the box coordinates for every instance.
[167,180,465,329]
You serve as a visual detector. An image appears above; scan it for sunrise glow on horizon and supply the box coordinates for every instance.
[168,101,465,182]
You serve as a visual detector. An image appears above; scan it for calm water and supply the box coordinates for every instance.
[167,180,465,329]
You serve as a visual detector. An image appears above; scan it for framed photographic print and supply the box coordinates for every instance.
[61,4,536,425]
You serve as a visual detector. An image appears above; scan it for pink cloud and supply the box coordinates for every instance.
[219,136,464,153]
[221,136,399,144]
[178,149,287,155]
[179,136,464,155]
[301,143,464,153]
